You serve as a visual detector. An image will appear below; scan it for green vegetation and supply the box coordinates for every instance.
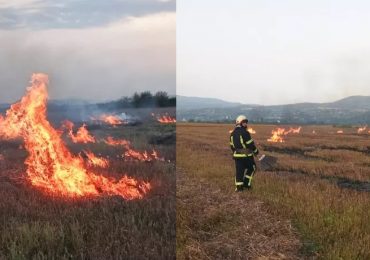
[97,91,176,111]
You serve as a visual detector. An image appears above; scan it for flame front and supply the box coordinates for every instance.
[0,74,150,200]
[63,120,95,143]
[104,136,131,149]
[84,150,109,168]
[99,114,123,125]
[267,128,286,143]
[267,126,301,142]
[153,113,176,123]
[104,136,164,162]
[124,148,164,162]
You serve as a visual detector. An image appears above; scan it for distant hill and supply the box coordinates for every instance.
[177,95,246,110]
[324,96,370,110]
[177,96,370,124]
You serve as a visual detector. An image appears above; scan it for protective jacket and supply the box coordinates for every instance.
[229,126,259,158]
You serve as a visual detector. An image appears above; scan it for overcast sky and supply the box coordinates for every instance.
[177,0,370,105]
[0,0,175,103]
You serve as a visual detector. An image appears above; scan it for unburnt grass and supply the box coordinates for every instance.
[177,123,370,259]
[0,122,176,259]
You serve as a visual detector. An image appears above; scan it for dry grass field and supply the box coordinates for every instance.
[0,122,176,259]
[177,123,370,259]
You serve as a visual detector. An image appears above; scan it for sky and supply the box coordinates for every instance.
[177,0,370,105]
[0,0,175,103]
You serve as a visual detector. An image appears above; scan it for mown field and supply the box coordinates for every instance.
[0,120,176,259]
[177,123,370,259]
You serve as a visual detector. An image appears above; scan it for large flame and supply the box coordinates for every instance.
[0,74,150,200]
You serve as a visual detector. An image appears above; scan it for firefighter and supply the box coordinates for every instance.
[229,115,259,191]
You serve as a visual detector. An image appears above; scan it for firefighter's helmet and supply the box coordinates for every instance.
[236,115,248,125]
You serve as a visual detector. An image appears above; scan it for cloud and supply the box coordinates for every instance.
[0,0,44,9]
[0,0,175,29]
[0,12,175,102]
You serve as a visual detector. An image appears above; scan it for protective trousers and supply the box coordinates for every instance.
[234,157,256,190]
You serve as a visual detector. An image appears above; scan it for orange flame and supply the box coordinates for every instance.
[284,126,302,135]
[248,128,256,134]
[337,130,344,134]
[104,136,164,162]
[267,128,286,143]
[63,120,95,143]
[104,136,131,149]
[84,150,109,168]
[152,113,176,123]
[357,125,367,134]
[124,148,164,162]
[0,73,149,200]
[99,114,123,125]
[267,126,301,142]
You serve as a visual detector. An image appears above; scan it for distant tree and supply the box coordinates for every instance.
[139,91,154,107]
[155,91,169,107]
[132,92,141,108]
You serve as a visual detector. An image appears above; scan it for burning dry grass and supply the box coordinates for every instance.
[177,123,370,259]
[0,74,175,258]
[0,121,176,259]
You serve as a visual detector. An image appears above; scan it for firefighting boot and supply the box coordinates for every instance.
[235,185,244,192]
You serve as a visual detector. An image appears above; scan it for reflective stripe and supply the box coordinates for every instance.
[233,152,253,157]
[235,177,244,186]
[233,153,247,158]
[240,136,246,149]
[230,136,234,147]
[243,165,256,187]
[246,139,254,144]
[254,148,258,153]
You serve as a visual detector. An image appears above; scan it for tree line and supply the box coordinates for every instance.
[97,91,176,110]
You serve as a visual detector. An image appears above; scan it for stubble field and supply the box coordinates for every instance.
[0,118,176,260]
[177,123,370,259]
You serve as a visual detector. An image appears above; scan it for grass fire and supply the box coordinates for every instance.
[177,123,370,259]
[0,74,175,258]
